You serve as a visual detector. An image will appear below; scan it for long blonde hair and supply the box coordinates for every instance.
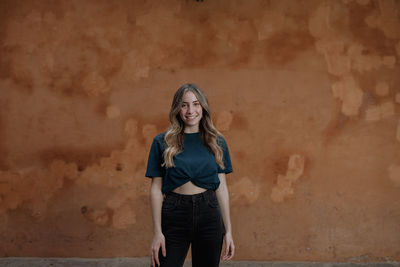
[163,83,225,169]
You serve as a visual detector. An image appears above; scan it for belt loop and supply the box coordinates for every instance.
[209,189,215,201]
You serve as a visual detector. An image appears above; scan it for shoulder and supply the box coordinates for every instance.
[153,132,166,142]
[217,134,228,147]
[152,132,167,148]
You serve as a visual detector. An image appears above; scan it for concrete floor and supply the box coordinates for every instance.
[0,258,399,267]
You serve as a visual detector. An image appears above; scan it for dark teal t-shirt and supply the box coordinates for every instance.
[145,132,233,194]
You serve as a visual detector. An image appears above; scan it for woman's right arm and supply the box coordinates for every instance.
[150,177,165,267]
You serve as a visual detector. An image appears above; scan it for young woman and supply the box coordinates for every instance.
[145,83,235,267]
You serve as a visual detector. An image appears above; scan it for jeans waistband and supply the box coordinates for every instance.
[165,189,215,201]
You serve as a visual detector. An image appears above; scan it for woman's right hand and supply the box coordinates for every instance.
[151,232,166,267]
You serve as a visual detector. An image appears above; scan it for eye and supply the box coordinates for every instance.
[194,102,200,106]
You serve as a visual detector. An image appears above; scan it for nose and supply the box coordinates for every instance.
[187,104,193,113]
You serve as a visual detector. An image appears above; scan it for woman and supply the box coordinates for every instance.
[145,83,235,267]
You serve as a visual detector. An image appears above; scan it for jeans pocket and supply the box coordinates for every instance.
[162,197,178,211]
[207,197,219,208]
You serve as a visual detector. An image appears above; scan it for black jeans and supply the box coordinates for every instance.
[158,189,225,267]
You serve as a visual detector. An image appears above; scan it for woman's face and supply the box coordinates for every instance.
[179,91,203,132]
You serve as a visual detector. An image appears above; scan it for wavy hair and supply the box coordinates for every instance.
[162,83,225,169]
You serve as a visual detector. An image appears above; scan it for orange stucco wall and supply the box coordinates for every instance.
[0,0,399,262]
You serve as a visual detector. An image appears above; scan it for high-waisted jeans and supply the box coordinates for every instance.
[158,189,225,267]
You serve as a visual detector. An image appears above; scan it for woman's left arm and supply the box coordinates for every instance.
[216,173,235,261]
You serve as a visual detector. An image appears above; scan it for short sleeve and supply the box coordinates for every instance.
[217,136,233,174]
[145,136,165,178]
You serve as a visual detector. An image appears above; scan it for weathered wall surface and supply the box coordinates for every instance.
[0,0,399,262]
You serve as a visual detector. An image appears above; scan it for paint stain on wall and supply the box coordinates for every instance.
[81,206,111,227]
[0,159,78,217]
[216,110,233,132]
[331,75,364,117]
[365,101,395,121]
[271,154,305,203]
[365,0,400,39]
[264,30,314,65]
[230,176,259,204]
[81,72,110,97]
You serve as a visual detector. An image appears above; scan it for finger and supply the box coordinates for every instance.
[155,251,160,267]
[161,240,166,257]
[152,246,160,267]
[222,243,232,260]
[151,251,155,267]
[225,243,229,257]
[227,244,235,260]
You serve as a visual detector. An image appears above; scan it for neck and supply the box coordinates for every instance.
[184,126,199,133]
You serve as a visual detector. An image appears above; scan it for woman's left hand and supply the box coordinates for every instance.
[222,232,235,261]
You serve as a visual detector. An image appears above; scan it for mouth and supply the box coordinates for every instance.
[185,115,197,120]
